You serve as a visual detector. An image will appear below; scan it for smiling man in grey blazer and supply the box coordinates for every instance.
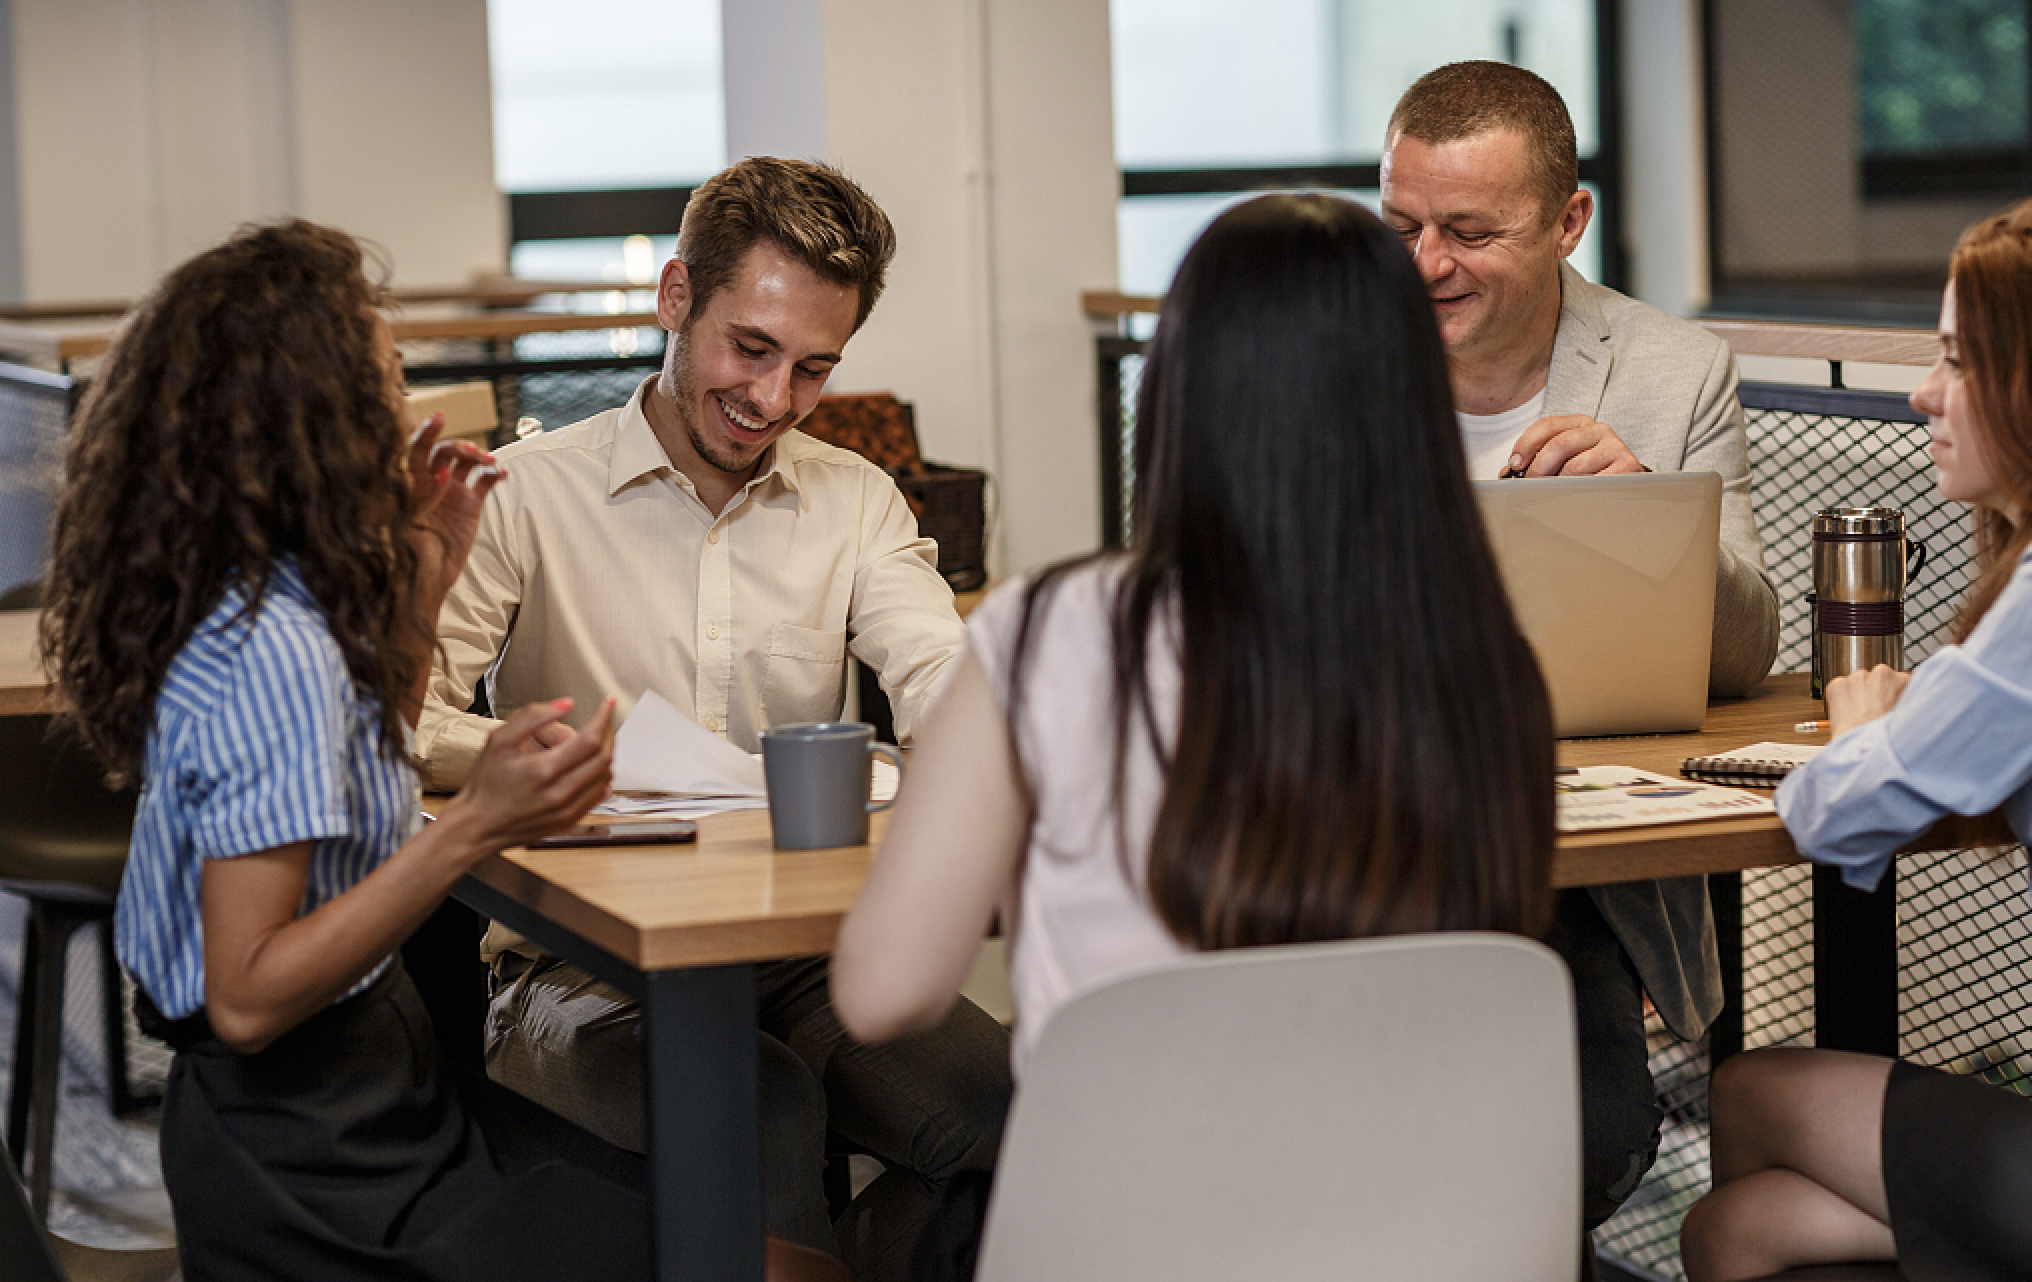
[1381,60,1781,1250]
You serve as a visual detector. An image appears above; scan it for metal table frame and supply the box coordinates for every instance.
[455,877,766,1282]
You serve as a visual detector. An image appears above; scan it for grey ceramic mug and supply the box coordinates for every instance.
[759,722,905,850]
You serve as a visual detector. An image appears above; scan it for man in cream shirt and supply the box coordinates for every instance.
[418,158,1009,1282]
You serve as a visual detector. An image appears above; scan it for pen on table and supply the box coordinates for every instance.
[1794,720,1830,734]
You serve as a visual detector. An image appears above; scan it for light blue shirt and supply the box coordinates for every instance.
[115,563,421,1019]
[1777,547,2032,893]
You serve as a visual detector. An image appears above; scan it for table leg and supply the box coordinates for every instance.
[1708,872,1744,1068]
[1812,863,1899,1057]
[641,963,765,1282]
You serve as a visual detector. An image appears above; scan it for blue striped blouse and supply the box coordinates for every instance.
[115,563,421,1020]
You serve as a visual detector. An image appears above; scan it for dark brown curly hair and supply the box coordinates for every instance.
[42,219,422,782]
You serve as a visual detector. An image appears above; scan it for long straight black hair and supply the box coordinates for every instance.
[1013,192,1554,949]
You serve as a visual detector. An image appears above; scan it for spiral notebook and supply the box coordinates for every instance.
[1679,741,1823,787]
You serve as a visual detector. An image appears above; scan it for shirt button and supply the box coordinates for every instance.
[704,716,719,732]
[707,623,719,640]
[707,527,720,544]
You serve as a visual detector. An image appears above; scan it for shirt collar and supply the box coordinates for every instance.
[607,377,808,510]
[608,377,675,496]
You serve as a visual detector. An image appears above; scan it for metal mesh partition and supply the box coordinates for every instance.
[0,363,74,597]
[1095,340,2032,1280]
[401,326,663,445]
[1738,385,1974,672]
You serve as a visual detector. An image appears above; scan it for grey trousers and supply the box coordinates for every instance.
[1543,889,1667,1232]
[486,953,1011,1282]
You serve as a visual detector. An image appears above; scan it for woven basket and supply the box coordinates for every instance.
[800,393,988,590]
[897,464,987,590]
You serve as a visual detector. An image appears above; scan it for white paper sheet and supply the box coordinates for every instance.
[871,758,900,803]
[610,689,768,797]
[1555,765,1775,833]
[591,794,768,819]
[596,692,904,819]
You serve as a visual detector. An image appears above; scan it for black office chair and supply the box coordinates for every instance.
[0,714,143,1221]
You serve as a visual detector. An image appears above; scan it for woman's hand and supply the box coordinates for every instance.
[200,697,615,1054]
[1825,665,1911,738]
[407,412,505,604]
[446,695,618,851]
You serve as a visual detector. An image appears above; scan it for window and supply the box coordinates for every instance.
[1110,0,1613,301]
[1858,0,2030,199]
[488,0,723,283]
[1706,0,2032,322]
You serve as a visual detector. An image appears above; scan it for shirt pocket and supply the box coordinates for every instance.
[763,623,849,728]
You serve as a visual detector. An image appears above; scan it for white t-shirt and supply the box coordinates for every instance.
[1457,390,1548,481]
[967,561,1189,1078]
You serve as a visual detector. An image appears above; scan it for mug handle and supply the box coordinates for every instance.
[1907,537,1928,582]
[867,741,906,814]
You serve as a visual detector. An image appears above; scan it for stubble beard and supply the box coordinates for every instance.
[664,328,760,477]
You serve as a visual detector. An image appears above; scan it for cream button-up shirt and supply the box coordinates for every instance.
[416,378,964,792]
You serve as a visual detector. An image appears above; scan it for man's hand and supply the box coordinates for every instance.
[1503,415,1648,477]
[1825,665,1911,739]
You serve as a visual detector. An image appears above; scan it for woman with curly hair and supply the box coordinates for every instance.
[40,219,645,1280]
[1680,200,2032,1282]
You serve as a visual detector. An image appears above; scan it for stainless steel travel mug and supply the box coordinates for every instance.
[1811,507,1926,698]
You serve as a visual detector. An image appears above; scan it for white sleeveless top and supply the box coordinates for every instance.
[966,560,1190,1077]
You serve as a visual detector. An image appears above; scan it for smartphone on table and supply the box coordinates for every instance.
[530,820,699,849]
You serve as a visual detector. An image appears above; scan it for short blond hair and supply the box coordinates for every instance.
[1387,61,1578,221]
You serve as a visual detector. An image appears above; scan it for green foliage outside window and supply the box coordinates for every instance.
[1857,0,2028,154]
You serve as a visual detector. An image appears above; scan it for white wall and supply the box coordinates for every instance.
[8,0,504,301]
[978,0,1117,570]
[722,0,1118,576]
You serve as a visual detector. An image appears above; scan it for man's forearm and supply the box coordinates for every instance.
[1709,547,1781,697]
[414,703,496,792]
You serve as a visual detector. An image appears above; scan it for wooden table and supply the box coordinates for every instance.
[1553,673,2007,888]
[0,610,48,716]
[461,671,2007,1282]
[456,809,877,1282]
[1554,673,2008,1067]
[2,619,1991,1279]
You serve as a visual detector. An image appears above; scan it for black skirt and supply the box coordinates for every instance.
[157,963,649,1282]
[1882,1057,2032,1282]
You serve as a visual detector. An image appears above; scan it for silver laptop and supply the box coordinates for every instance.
[1472,472,1721,738]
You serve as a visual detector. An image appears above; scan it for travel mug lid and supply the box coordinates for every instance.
[1814,507,1904,538]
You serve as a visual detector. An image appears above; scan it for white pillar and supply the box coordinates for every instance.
[718,0,1119,576]
[1622,0,1710,316]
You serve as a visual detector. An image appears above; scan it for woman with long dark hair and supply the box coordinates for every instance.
[1679,201,2032,1282]
[829,192,1554,1070]
[41,219,646,1280]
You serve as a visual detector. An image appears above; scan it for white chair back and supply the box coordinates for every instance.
[975,932,1579,1282]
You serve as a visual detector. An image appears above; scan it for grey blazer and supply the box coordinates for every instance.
[1543,263,1782,1039]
